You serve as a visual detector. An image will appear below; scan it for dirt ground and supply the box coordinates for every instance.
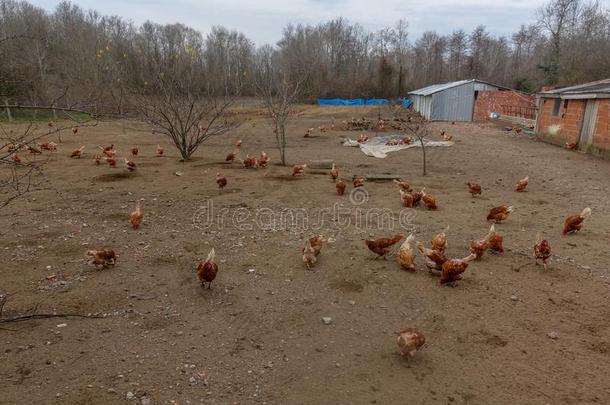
[1,106,609,405]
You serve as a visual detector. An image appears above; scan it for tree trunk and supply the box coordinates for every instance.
[279,123,286,165]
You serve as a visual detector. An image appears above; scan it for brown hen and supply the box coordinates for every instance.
[365,234,403,259]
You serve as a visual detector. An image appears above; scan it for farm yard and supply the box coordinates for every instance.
[1,105,610,405]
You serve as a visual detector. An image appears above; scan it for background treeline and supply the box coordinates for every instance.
[0,0,609,111]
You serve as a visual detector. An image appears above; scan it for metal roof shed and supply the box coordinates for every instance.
[409,79,508,121]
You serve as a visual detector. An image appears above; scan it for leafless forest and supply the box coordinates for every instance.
[1,0,609,114]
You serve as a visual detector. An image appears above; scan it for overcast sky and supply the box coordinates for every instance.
[30,0,550,44]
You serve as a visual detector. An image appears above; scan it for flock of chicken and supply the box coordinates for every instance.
[69,142,165,171]
[213,130,592,303]
[8,121,594,359]
[303,169,590,292]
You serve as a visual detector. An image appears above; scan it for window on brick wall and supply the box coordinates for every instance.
[552,99,561,116]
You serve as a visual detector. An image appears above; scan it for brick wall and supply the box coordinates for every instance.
[473,90,535,121]
[537,97,610,156]
[537,98,585,144]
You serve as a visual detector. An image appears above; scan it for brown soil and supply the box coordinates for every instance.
[1,107,609,405]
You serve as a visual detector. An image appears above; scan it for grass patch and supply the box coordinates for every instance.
[0,108,92,123]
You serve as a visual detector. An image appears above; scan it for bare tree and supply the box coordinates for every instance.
[389,105,430,176]
[411,125,430,176]
[133,77,240,161]
[127,25,242,161]
[254,45,307,166]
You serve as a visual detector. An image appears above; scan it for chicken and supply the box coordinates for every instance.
[365,234,403,259]
[515,176,529,192]
[440,253,476,285]
[122,157,135,171]
[487,205,513,222]
[99,146,116,158]
[357,133,368,143]
[242,155,258,168]
[86,249,117,269]
[442,133,453,141]
[70,146,85,158]
[329,163,338,181]
[106,157,117,168]
[225,139,241,163]
[336,179,346,195]
[396,328,426,358]
[393,179,412,193]
[399,189,415,208]
[302,239,317,269]
[197,248,218,288]
[563,207,591,235]
[410,190,423,206]
[72,126,78,135]
[565,141,578,150]
[416,242,447,272]
[259,151,270,167]
[39,142,57,151]
[401,137,413,145]
[534,235,551,269]
[397,234,417,272]
[292,164,307,176]
[308,235,325,256]
[470,224,495,259]
[101,144,114,153]
[156,144,164,157]
[130,199,143,229]
[431,227,448,252]
[304,128,313,138]
[6,143,20,153]
[353,176,366,188]
[488,233,504,253]
[466,182,482,197]
[302,235,325,269]
[216,172,227,192]
[421,188,437,210]
[131,147,139,156]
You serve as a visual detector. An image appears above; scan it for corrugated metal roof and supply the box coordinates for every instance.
[408,79,509,96]
[540,78,610,96]
[409,80,472,96]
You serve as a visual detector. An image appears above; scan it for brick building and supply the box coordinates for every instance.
[536,79,610,158]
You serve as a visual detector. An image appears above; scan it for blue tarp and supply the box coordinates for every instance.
[317,98,411,107]
[318,98,365,106]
